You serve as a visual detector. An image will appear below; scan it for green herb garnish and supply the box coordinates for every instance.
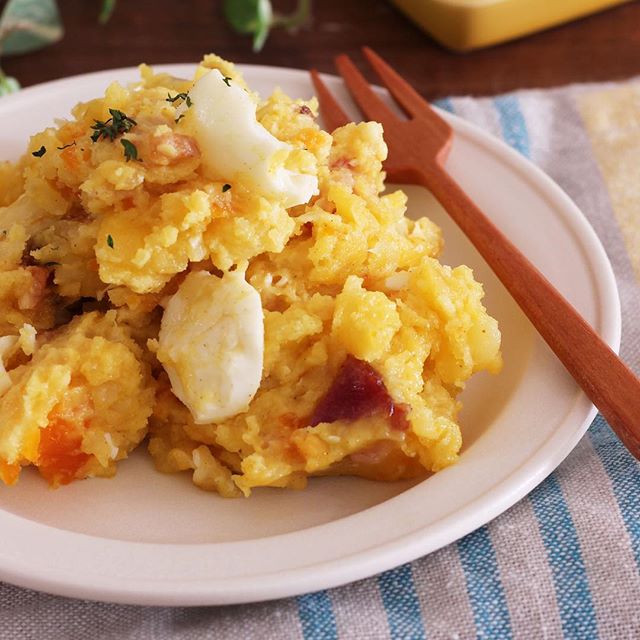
[91,109,137,143]
[166,92,192,107]
[57,142,77,150]
[107,234,114,249]
[32,145,46,157]
[222,183,232,192]
[120,139,139,162]
[222,76,232,87]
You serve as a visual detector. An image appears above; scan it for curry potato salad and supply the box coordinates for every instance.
[0,55,501,497]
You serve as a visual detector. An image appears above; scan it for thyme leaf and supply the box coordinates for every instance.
[120,138,139,162]
[166,92,192,107]
[91,109,137,143]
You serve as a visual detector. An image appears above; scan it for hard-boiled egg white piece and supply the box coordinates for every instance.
[187,69,318,208]
[157,270,264,424]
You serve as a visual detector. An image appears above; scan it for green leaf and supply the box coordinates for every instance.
[223,0,272,52]
[0,69,19,95]
[120,138,138,162]
[99,0,117,25]
[223,0,270,35]
[223,0,311,52]
[0,0,64,56]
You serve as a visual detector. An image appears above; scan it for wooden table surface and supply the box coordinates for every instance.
[3,0,640,100]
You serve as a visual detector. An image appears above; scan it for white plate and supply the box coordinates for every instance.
[0,64,620,606]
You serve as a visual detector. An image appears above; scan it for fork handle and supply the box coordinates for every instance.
[420,165,640,458]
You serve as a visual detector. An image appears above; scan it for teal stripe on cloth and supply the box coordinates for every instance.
[296,591,338,640]
[445,93,511,639]
[493,95,530,157]
[377,564,426,640]
[457,527,513,639]
[529,476,598,639]
[589,415,640,569]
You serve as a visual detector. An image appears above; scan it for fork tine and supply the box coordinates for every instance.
[362,47,450,136]
[334,54,397,124]
[362,47,428,118]
[310,69,350,131]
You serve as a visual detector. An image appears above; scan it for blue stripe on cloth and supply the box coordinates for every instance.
[445,93,511,640]
[377,564,426,640]
[433,97,454,113]
[589,414,640,569]
[494,91,598,639]
[296,590,338,640]
[457,526,512,639]
[529,475,598,639]
[493,95,530,157]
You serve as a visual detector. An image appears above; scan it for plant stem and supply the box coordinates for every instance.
[272,0,311,30]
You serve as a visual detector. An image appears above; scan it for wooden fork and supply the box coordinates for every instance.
[311,47,640,459]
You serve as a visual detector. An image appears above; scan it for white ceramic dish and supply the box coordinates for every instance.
[0,64,620,606]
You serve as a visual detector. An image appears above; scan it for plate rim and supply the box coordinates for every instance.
[0,63,621,606]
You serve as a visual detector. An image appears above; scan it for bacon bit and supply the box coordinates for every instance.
[18,266,50,310]
[142,132,200,166]
[162,133,199,160]
[310,355,409,430]
[0,459,20,486]
[330,156,355,171]
[298,105,313,116]
[298,221,313,239]
[121,196,135,210]
[37,400,92,486]
[390,402,410,431]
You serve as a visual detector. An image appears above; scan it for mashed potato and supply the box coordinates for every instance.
[0,54,501,495]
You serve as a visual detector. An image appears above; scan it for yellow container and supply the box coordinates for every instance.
[391,0,632,51]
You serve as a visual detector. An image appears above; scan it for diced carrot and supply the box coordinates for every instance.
[60,145,81,171]
[37,400,92,487]
[0,459,20,486]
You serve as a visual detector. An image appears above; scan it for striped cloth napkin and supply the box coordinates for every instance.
[2,79,639,640]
